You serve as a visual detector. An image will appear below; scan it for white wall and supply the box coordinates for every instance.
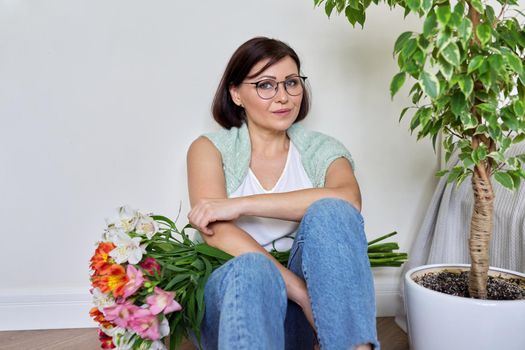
[0,0,437,330]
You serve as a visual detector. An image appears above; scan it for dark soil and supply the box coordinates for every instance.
[413,271,525,300]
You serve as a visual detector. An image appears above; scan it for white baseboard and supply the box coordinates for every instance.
[0,283,401,331]
[375,282,402,317]
[0,289,95,331]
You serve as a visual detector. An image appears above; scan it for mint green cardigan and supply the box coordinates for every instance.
[203,123,355,196]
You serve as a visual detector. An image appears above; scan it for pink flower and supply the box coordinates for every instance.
[146,287,182,315]
[122,265,144,298]
[129,309,161,340]
[140,257,161,276]
[103,300,140,328]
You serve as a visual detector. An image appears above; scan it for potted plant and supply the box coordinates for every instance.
[313,0,525,348]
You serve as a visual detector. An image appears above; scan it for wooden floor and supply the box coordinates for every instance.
[0,317,408,350]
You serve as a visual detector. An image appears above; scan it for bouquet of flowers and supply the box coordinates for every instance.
[89,206,232,349]
[89,206,406,350]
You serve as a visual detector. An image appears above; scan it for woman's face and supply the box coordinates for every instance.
[230,56,303,133]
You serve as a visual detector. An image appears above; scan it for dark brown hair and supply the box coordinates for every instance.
[212,37,310,129]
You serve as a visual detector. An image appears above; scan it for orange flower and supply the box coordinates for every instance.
[92,264,129,297]
[90,242,116,273]
[89,307,114,329]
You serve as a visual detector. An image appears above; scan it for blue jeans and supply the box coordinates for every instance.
[197,198,379,350]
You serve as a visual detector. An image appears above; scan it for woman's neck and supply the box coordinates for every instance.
[246,123,290,158]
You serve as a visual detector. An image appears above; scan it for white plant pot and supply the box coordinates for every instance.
[404,264,525,350]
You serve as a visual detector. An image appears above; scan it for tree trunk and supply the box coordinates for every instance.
[468,163,494,299]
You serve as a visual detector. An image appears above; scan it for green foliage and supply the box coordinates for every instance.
[314,0,525,190]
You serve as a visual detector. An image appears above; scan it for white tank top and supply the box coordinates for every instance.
[229,141,313,251]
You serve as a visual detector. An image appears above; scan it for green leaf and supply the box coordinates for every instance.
[458,76,474,97]
[349,0,360,9]
[195,243,233,261]
[467,56,484,74]
[513,100,525,116]
[441,42,461,66]
[345,5,366,27]
[485,5,496,25]
[394,32,413,55]
[451,92,467,115]
[502,110,519,130]
[476,23,492,45]
[407,0,421,12]
[505,52,523,74]
[460,113,478,129]
[488,54,504,73]
[472,145,487,163]
[438,59,453,81]
[399,106,410,122]
[390,72,406,98]
[421,0,432,13]
[488,151,506,163]
[458,18,473,42]
[470,0,484,14]
[447,166,464,183]
[513,133,525,144]
[423,12,437,37]
[453,1,465,16]
[402,38,418,59]
[476,102,496,114]
[325,0,336,17]
[436,5,451,26]
[435,169,449,177]
[420,71,440,99]
[494,171,515,190]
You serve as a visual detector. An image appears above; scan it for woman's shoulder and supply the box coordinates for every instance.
[200,124,248,154]
[288,124,347,152]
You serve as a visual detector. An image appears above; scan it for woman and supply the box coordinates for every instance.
[187,37,379,350]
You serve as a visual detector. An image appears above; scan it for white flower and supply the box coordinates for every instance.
[109,232,146,264]
[103,225,126,243]
[113,330,135,350]
[135,213,159,239]
[159,317,170,338]
[106,206,139,233]
[91,288,115,312]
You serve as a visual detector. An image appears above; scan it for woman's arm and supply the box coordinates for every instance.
[186,136,314,324]
[190,156,361,229]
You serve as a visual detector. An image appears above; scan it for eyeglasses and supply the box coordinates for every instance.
[243,76,307,100]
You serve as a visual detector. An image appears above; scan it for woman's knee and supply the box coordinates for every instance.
[228,252,285,289]
[306,198,360,219]
[301,198,366,244]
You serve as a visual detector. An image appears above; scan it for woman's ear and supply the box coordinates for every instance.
[229,85,243,107]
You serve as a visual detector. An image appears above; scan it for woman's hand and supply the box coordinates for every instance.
[187,198,244,235]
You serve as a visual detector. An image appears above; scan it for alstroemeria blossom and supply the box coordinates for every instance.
[103,300,140,329]
[122,265,145,298]
[90,242,116,273]
[140,257,161,276]
[146,287,182,315]
[106,206,139,233]
[92,287,115,312]
[135,213,159,239]
[109,232,145,265]
[129,309,161,340]
[112,329,134,350]
[92,264,129,298]
[98,329,116,349]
